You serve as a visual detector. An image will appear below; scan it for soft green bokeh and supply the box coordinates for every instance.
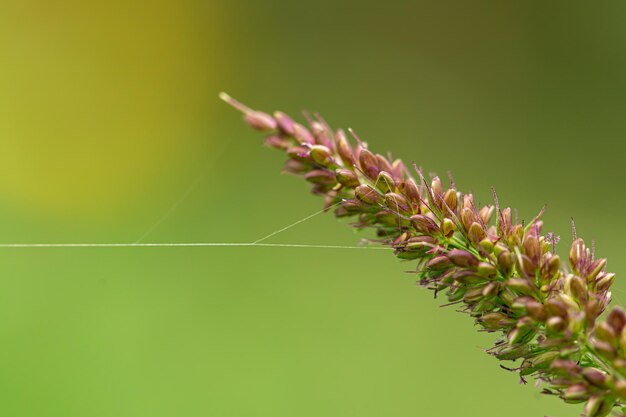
[0,1,624,416]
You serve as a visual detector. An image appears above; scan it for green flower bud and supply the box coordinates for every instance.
[477,262,497,278]
[563,383,590,403]
[358,148,380,179]
[443,189,457,211]
[355,185,382,205]
[335,129,355,167]
[582,368,607,387]
[335,169,360,188]
[410,214,440,235]
[447,249,479,268]
[479,238,494,253]
[546,316,566,334]
[310,145,334,166]
[376,171,396,193]
[441,218,455,237]
[468,222,486,242]
[584,394,614,417]
[479,205,495,225]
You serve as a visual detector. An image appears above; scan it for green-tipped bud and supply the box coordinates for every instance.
[506,278,534,296]
[461,208,475,230]
[376,171,396,193]
[335,169,359,188]
[310,145,334,166]
[614,380,626,400]
[546,316,566,334]
[468,222,486,242]
[358,148,380,179]
[441,218,455,237]
[410,214,440,235]
[525,299,546,322]
[591,339,616,360]
[548,255,561,276]
[335,129,355,167]
[479,238,494,253]
[442,189,457,212]
[477,262,497,278]
[584,394,613,417]
[497,251,514,275]
[582,368,607,387]
[479,312,514,330]
[431,176,443,198]
[426,256,452,271]
[479,205,495,224]
[384,193,410,213]
[355,185,382,205]
[447,249,479,268]
[596,272,615,293]
[398,178,420,205]
[523,234,541,261]
[563,383,590,403]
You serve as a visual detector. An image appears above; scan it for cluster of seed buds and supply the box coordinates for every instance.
[220,92,623,417]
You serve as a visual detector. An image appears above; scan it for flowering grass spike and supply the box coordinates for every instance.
[221,92,623,417]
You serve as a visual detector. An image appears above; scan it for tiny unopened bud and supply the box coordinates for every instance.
[479,205,495,224]
[447,249,479,268]
[426,256,452,270]
[410,214,440,235]
[546,316,566,334]
[582,368,607,387]
[398,178,420,205]
[441,218,455,237]
[468,222,486,242]
[303,169,336,184]
[595,272,615,293]
[525,299,546,322]
[384,193,410,213]
[477,262,497,278]
[569,238,586,272]
[442,189,457,211]
[335,169,359,188]
[273,111,295,136]
[358,148,380,179]
[614,379,626,400]
[523,234,541,261]
[264,135,290,150]
[376,171,396,193]
[293,123,315,144]
[479,312,513,330]
[506,278,534,295]
[608,307,626,334]
[461,208,475,230]
[563,383,589,403]
[310,145,334,166]
[584,394,613,417]
[431,176,443,198]
[355,185,382,205]
[497,251,514,275]
[547,255,561,276]
[335,130,355,167]
[479,238,494,253]
[244,111,276,131]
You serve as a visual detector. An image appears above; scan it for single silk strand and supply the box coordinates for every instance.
[0,242,389,250]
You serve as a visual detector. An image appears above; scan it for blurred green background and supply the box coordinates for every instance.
[0,1,624,416]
